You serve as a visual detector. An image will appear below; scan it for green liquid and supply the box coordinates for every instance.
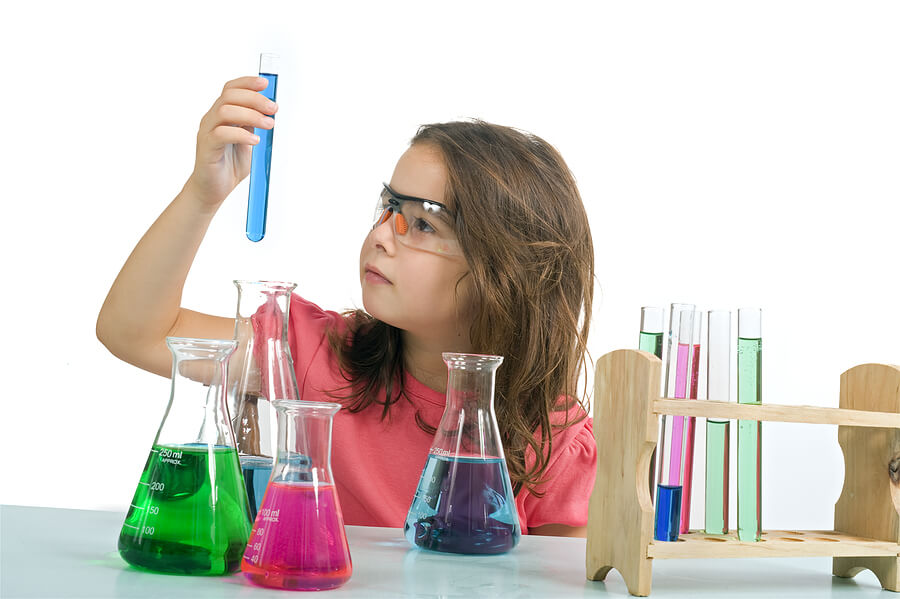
[704,419,729,534]
[737,337,762,541]
[119,444,253,575]
[639,331,663,358]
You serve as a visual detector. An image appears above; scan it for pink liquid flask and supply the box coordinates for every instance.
[241,400,351,591]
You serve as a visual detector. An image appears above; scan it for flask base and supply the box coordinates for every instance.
[243,568,351,591]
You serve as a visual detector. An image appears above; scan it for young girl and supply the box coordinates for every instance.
[97,76,597,537]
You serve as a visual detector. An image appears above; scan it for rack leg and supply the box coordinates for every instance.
[587,349,661,597]
[832,363,900,592]
[834,557,899,592]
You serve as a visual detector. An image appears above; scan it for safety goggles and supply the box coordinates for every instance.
[372,183,462,257]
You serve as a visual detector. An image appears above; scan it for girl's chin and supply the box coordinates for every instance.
[360,296,397,328]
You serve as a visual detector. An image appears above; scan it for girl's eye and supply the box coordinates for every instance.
[411,217,436,234]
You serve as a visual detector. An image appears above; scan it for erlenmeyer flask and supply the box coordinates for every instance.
[241,400,352,591]
[229,280,300,520]
[404,353,521,555]
[118,337,253,575]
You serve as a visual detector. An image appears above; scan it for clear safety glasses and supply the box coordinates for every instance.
[372,183,462,257]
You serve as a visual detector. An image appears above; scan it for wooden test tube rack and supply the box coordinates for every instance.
[585,349,900,596]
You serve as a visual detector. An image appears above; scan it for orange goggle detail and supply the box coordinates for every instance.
[373,183,462,257]
[376,207,409,235]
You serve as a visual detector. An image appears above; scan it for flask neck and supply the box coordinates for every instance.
[229,282,300,459]
[431,353,505,460]
[234,280,295,337]
[272,401,340,485]
[157,338,237,448]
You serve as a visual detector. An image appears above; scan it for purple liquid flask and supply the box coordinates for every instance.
[405,353,521,555]
[241,400,352,591]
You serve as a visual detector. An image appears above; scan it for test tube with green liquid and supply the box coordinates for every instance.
[640,307,665,358]
[640,306,665,497]
[737,308,762,541]
[704,310,731,534]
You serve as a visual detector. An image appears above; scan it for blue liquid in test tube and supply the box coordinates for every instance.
[654,484,683,542]
[246,53,279,242]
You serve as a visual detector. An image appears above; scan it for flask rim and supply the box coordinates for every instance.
[233,279,297,292]
[442,352,504,368]
[165,336,236,354]
[272,399,341,415]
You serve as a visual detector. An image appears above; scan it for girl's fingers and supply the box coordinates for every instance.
[211,103,275,132]
[219,87,278,115]
[222,75,270,93]
[207,124,259,149]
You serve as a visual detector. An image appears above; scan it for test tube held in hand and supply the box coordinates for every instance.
[704,310,731,534]
[246,53,279,242]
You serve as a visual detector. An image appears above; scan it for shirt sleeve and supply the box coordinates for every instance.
[518,414,597,529]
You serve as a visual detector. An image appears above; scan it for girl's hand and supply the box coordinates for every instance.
[185,76,278,210]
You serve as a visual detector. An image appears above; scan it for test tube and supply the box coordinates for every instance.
[640,307,665,497]
[639,307,665,358]
[679,310,703,534]
[654,304,695,541]
[704,310,731,534]
[246,53,279,242]
[737,308,762,541]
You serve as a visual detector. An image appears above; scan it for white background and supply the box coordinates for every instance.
[1,1,897,534]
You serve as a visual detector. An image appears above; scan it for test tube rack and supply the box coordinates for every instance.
[585,349,900,596]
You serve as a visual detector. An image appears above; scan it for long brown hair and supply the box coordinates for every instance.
[327,120,594,496]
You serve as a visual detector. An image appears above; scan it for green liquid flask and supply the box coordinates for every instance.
[118,337,253,575]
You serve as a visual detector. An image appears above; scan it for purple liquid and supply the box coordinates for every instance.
[241,482,351,590]
[405,455,521,554]
[667,342,693,486]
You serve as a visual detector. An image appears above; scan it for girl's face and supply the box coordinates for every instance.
[359,144,473,343]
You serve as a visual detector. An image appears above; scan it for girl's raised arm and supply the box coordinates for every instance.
[96,76,278,377]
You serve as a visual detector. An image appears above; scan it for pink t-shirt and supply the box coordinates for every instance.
[256,294,597,532]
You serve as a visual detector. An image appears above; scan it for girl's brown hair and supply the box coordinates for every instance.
[327,120,594,496]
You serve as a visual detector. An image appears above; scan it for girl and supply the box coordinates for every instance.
[97,76,597,537]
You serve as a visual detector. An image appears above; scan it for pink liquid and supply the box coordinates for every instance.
[680,343,702,533]
[241,482,352,591]
[666,343,692,486]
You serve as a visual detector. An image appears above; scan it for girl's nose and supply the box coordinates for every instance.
[371,213,397,253]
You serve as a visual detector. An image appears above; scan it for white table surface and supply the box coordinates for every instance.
[0,505,891,598]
